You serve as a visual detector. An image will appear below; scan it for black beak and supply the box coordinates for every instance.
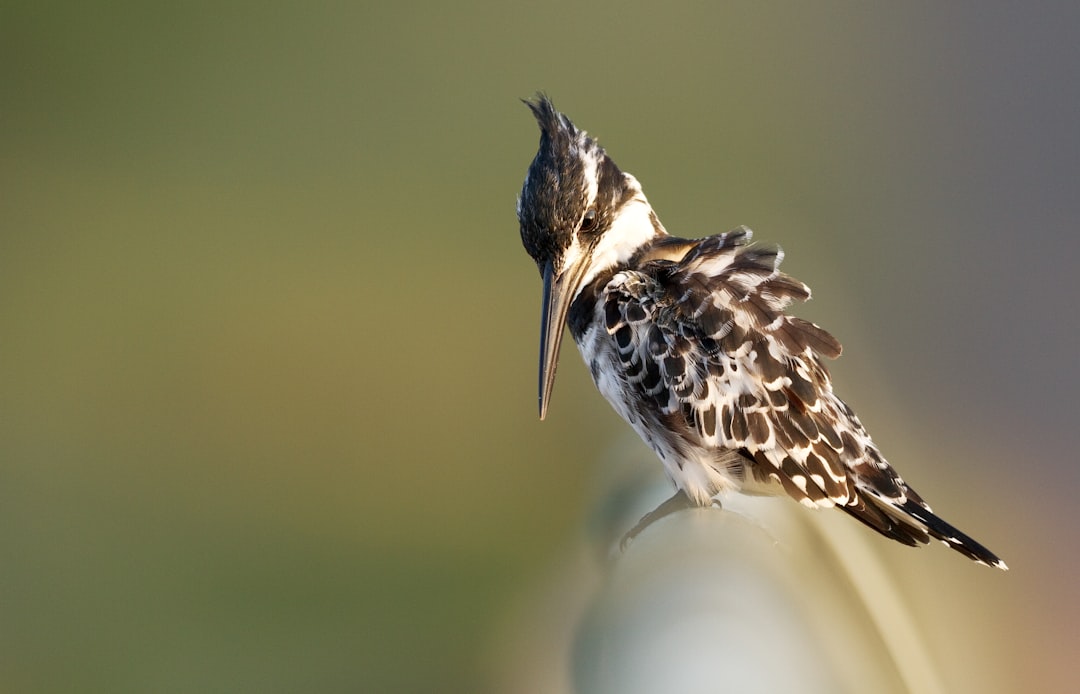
[537,258,586,420]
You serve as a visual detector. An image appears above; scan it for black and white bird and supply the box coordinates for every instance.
[516,95,1006,570]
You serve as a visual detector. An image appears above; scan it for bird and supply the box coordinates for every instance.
[516,94,1007,570]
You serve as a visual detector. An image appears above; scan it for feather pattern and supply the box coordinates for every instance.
[590,227,1004,567]
[519,94,1005,569]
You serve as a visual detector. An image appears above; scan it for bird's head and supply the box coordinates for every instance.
[517,95,664,419]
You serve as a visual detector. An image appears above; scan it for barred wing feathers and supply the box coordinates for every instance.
[602,227,1004,567]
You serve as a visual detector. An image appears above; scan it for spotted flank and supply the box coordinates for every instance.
[517,94,1007,570]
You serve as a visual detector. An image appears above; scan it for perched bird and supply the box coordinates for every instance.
[516,95,1006,569]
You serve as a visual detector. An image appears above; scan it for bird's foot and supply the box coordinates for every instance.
[619,490,701,550]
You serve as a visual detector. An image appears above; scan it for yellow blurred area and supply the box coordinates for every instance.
[3,2,1078,692]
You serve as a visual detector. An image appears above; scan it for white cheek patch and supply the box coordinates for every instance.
[577,196,659,290]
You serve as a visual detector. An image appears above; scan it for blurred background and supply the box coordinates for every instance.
[2,2,1078,692]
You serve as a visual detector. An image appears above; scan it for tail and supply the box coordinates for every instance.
[841,491,1008,570]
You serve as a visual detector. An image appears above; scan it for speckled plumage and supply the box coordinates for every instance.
[517,95,1006,569]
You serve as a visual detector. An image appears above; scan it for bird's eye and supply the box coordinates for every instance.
[580,207,598,232]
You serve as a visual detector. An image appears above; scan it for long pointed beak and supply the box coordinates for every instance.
[537,259,585,420]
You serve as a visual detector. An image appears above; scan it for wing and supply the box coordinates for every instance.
[603,227,999,560]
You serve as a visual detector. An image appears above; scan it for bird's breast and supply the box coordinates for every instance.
[573,308,743,505]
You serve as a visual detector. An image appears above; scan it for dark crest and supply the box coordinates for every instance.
[518,97,600,267]
[517,95,626,271]
[523,95,592,166]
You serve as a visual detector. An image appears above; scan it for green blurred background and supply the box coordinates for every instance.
[3,2,1077,692]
